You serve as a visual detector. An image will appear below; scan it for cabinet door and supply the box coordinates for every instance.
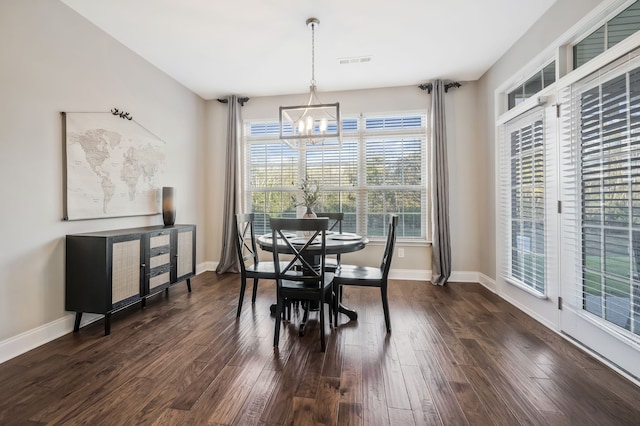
[111,235,143,308]
[175,226,196,282]
[147,229,173,294]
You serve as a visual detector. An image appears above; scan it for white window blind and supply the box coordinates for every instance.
[499,109,547,295]
[306,139,358,231]
[245,124,299,235]
[563,49,640,340]
[244,113,427,239]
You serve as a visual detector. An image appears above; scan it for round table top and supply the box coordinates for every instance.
[257,232,369,255]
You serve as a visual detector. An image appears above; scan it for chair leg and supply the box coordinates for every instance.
[236,276,247,317]
[327,287,335,328]
[274,296,283,348]
[319,298,326,352]
[334,285,340,327]
[251,278,259,303]
[381,286,391,333]
[300,302,309,336]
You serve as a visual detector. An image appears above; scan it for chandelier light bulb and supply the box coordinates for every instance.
[306,116,313,133]
[319,118,328,133]
[298,120,305,134]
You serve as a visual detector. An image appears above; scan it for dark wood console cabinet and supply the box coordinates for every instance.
[65,224,196,335]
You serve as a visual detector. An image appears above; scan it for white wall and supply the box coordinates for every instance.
[0,0,206,350]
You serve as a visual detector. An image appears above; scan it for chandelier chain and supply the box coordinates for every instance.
[310,22,316,86]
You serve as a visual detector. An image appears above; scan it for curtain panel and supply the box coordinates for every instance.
[216,95,241,273]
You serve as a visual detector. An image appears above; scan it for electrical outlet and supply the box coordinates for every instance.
[398,248,405,258]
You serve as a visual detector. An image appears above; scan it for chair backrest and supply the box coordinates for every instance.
[235,213,259,272]
[270,217,329,286]
[314,212,343,233]
[380,214,399,279]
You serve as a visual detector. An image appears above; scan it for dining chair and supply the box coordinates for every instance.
[333,214,398,333]
[270,217,334,352]
[235,213,287,317]
[314,212,344,271]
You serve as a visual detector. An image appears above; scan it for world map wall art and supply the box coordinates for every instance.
[63,111,166,220]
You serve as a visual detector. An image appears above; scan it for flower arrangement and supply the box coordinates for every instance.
[294,176,320,212]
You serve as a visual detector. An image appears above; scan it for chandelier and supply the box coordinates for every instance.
[279,18,342,150]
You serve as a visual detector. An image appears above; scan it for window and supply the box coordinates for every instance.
[500,110,546,294]
[244,113,427,240]
[572,62,640,335]
[507,62,556,110]
[574,0,640,69]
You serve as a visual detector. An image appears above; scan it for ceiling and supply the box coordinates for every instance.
[60,0,558,100]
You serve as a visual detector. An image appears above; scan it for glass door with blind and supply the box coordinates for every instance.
[498,101,560,321]
[559,50,640,378]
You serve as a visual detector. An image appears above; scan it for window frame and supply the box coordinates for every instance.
[242,111,429,242]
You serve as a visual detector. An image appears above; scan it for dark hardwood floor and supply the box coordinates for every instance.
[1,272,639,425]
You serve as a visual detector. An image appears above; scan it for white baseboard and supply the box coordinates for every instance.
[478,273,497,293]
[0,311,104,364]
[389,268,431,281]
[387,269,481,283]
[0,262,209,365]
[199,261,218,273]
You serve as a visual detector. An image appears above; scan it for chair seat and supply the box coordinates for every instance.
[324,258,340,271]
[281,272,335,291]
[334,264,382,285]
[245,261,289,278]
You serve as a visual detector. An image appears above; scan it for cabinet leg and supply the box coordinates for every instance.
[104,313,111,336]
[186,278,192,292]
[73,312,82,332]
[141,297,146,309]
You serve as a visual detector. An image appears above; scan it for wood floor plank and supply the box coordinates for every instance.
[339,344,363,405]
[459,365,521,426]
[0,273,635,425]
[388,408,416,426]
[313,376,341,424]
[362,323,391,426]
[401,364,441,425]
[414,349,470,425]
[260,341,311,424]
[380,335,412,410]
[337,402,363,426]
[231,369,280,426]
[286,396,316,425]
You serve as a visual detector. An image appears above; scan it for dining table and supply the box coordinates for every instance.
[256,230,369,324]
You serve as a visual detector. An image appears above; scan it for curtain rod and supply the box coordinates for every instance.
[418,82,461,94]
[217,97,250,106]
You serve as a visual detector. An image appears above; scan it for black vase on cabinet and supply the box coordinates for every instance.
[162,186,176,226]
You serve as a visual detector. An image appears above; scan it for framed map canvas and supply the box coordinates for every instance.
[63,112,166,220]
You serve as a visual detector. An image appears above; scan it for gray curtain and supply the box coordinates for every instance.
[431,80,451,286]
[216,95,241,273]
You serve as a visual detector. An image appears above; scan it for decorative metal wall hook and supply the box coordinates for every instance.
[216,97,250,106]
[418,81,462,94]
[111,108,133,120]
[444,82,461,92]
[418,83,433,93]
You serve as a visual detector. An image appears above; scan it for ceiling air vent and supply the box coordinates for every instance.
[338,56,372,65]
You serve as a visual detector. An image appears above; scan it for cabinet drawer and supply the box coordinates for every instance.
[150,233,170,248]
[149,263,171,290]
[150,252,171,269]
